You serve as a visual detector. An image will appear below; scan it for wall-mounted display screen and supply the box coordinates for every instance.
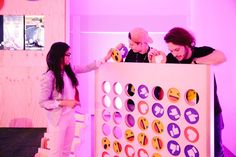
[0,15,44,51]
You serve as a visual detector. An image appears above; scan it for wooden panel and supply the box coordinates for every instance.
[0,66,47,127]
[95,63,213,157]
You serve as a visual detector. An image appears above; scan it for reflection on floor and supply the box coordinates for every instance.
[0,127,235,157]
[224,145,236,157]
[0,128,46,157]
[35,112,86,157]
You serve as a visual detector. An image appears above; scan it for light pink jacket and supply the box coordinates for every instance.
[39,61,99,126]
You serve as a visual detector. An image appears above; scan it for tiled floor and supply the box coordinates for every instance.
[0,128,46,157]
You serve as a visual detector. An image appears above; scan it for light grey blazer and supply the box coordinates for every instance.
[39,61,99,126]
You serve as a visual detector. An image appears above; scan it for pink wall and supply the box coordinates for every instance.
[0,0,67,127]
[70,0,191,113]
[69,1,191,156]
[72,0,190,16]
[191,0,236,154]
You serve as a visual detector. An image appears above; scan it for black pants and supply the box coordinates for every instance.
[215,113,224,157]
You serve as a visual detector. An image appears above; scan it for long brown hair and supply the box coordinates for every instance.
[164,27,196,48]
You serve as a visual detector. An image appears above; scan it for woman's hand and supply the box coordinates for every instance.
[104,48,113,62]
[59,99,80,108]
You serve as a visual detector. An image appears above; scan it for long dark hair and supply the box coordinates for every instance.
[46,42,78,93]
[164,27,196,48]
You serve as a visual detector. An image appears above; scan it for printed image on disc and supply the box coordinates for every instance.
[138,101,149,115]
[167,140,181,156]
[167,88,180,103]
[152,103,164,118]
[184,145,199,157]
[184,108,199,124]
[167,105,181,121]
[138,84,149,99]
[125,129,135,142]
[167,123,181,138]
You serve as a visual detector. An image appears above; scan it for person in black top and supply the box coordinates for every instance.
[125,27,153,63]
[149,27,226,157]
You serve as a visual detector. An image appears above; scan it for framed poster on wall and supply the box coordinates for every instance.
[0,15,24,50]
[25,15,44,50]
[0,15,44,51]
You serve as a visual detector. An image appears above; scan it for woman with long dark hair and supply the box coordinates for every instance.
[39,42,105,157]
